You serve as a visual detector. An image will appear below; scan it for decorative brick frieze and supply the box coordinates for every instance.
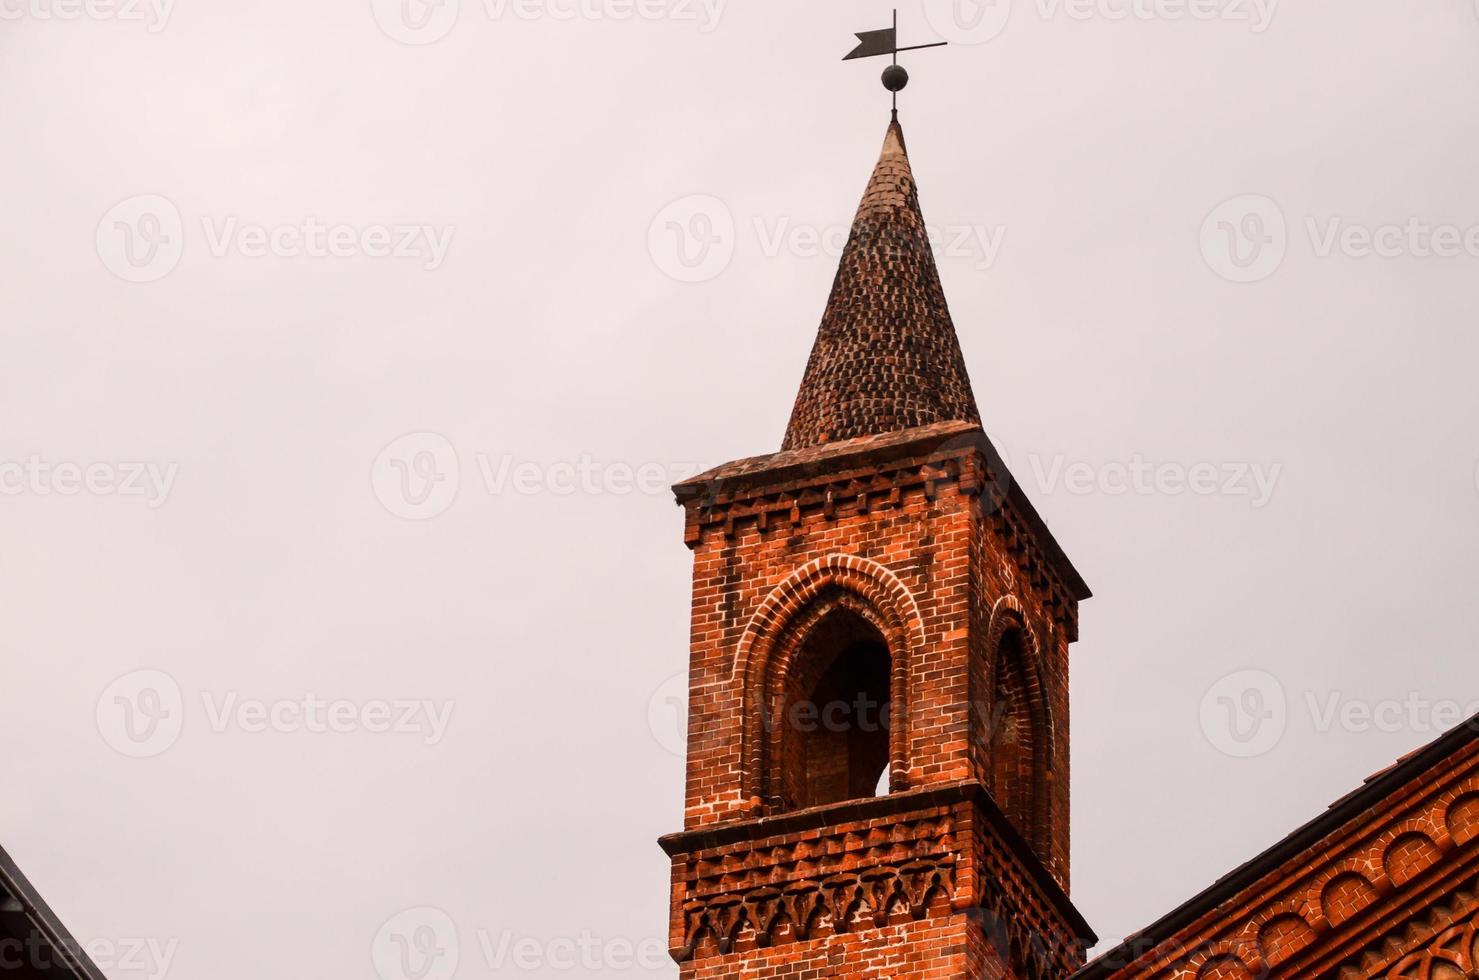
[1385,899,1479,979]
[661,782,1095,976]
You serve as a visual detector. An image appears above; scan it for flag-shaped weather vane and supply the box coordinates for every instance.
[843,9,948,116]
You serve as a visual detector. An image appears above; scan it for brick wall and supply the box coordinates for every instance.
[674,424,1082,885]
[664,423,1092,979]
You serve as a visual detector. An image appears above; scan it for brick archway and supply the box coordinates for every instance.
[984,595,1055,854]
[734,555,926,813]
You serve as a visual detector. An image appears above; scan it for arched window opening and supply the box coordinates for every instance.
[776,608,892,811]
[990,627,1046,849]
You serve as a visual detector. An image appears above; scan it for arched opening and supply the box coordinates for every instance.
[990,626,1047,849]
[775,607,892,811]
[739,555,921,815]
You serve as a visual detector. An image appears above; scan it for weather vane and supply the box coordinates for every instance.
[843,9,948,116]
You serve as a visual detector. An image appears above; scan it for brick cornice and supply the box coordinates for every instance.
[673,423,1090,628]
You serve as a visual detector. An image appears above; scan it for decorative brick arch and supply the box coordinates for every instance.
[1313,865,1380,928]
[1252,909,1318,968]
[984,595,1055,853]
[1445,786,1479,845]
[984,596,1052,730]
[734,554,926,813]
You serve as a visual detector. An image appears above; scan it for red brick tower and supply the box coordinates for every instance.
[661,119,1095,979]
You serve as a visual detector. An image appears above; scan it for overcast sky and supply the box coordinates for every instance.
[4,1,1479,977]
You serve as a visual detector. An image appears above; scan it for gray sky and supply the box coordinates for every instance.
[4,0,1479,977]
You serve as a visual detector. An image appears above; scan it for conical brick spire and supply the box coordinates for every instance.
[782,118,981,451]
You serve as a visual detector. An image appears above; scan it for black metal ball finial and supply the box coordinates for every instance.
[881,64,909,93]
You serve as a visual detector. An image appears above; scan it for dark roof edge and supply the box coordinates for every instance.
[672,423,1091,602]
[659,779,1098,947]
[0,844,111,980]
[1075,712,1479,980]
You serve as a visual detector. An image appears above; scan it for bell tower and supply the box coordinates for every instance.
[660,118,1095,979]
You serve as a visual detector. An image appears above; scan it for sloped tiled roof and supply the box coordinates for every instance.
[781,118,981,451]
[0,844,110,980]
[1077,714,1479,980]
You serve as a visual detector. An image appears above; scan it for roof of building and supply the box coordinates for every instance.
[781,118,981,451]
[0,843,110,980]
[1075,713,1479,980]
